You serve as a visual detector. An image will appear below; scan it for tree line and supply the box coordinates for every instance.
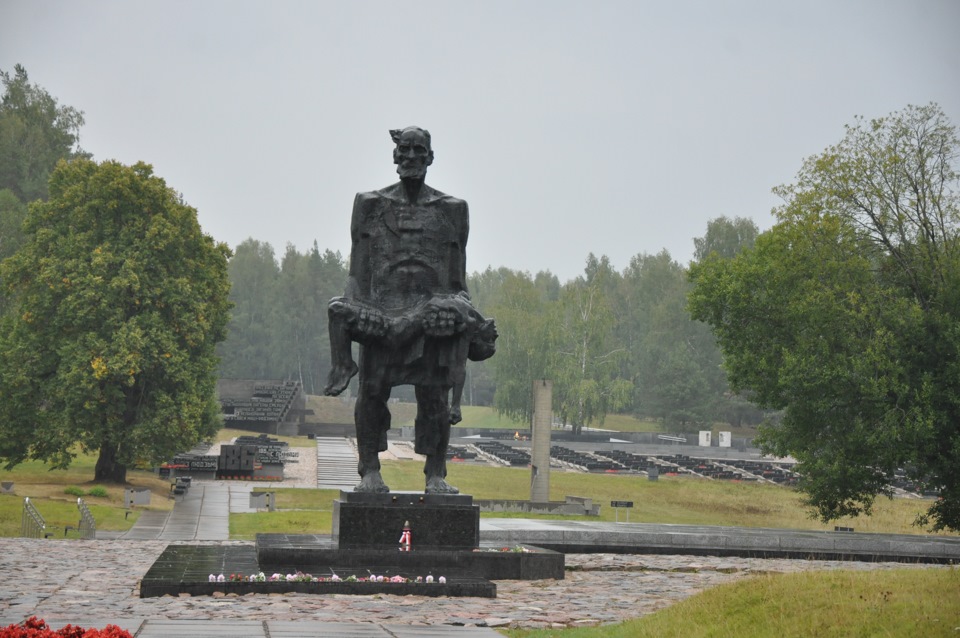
[218,218,766,432]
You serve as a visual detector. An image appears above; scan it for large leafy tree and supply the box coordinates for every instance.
[0,189,27,316]
[0,64,88,203]
[688,218,769,428]
[689,104,960,531]
[0,159,232,482]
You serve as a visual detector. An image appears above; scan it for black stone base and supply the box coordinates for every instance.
[139,491,565,599]
[256,533,565,581]
[140,544,495,598]
[333,491,479,549]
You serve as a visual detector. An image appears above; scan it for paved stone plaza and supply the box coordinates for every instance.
[0,538,948,635]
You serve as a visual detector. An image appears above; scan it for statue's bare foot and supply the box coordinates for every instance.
[449,405,462,425]
[425,475,459,494]
[324,361,358,396]
[354,471,390,493]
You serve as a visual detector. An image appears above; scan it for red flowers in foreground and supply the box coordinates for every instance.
[0,617,132,638]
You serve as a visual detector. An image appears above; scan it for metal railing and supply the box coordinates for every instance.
[21,497,48,538]
[77,497,96,539]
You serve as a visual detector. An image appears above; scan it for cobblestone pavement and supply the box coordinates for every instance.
[0,539,948,631]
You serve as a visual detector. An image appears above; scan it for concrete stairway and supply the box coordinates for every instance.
[316,437,360,490]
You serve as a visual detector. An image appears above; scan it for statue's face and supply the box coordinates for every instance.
[393,128,433,179]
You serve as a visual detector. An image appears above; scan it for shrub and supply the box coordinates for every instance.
[87,486,108,498]
[63,487,83,497]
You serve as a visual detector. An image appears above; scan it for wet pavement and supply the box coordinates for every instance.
[0,539,948,635]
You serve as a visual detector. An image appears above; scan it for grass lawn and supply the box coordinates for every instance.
[230,510,333,539]
[594,413,662,432]
[306,395,418,425]
[0,454,173,537]
[230,460,953,536]
[454,405,527,430]
[377,460,947,535]
[229,487,339,539]
[504,568,960,638]
[304,396,665,432]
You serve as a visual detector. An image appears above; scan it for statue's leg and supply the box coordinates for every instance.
[354,376,391,493]
[416,385,458,494]
[449,363,466,425]
[324,299,359,396]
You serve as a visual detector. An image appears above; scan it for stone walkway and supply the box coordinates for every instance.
[119,483,243,540]
[0,539,948,633]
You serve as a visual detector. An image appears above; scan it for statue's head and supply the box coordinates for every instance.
[391,126,433,180]
[468,319,498,362]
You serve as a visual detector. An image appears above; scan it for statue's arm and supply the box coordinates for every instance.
[329,193,394,341]
[452,198,469,295]
[344,192,374,300]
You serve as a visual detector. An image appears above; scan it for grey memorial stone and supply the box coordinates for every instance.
[124,488,151,508]
[250,491,276,511]
[530,380,552,503]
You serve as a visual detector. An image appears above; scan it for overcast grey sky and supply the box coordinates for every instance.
[2,1,958,282]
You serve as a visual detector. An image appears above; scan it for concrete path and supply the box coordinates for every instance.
[119,483,250,540]
[316,437,360,490]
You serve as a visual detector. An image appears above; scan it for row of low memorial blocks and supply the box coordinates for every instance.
[218,379,303,427]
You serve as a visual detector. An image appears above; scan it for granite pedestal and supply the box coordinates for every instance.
[261,492,564,584]
[333,491,479,548]
[140,491,563,599]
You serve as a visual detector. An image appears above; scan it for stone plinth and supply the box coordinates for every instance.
[141,544,496,598]
[256,534,564,581]
[333,491,479,549]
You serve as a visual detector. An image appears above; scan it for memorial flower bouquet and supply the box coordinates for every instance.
[0,617,132,638]
[207,571,447,584]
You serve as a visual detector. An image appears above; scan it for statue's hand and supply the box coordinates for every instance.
[422,300,465,337]
[328,298,353,319]
[355,306,389,338]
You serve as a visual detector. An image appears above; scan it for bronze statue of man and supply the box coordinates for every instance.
[324,126,497,494]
